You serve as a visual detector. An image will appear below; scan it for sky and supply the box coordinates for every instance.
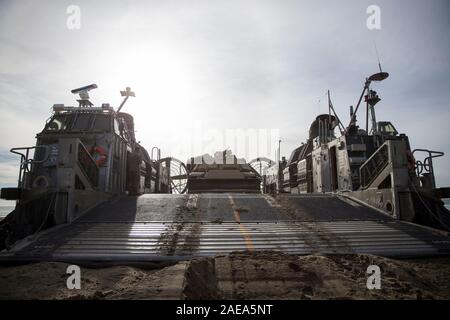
[0,0,449,188]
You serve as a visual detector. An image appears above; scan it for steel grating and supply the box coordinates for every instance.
[0,193,449,262]
[1,220,449,262]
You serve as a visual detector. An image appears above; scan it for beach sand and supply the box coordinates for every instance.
[1,251,450,300]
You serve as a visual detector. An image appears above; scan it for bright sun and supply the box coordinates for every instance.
[101,45,200,159]
[128,47,195,123]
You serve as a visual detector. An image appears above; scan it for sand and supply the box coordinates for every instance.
[1,252,449,300]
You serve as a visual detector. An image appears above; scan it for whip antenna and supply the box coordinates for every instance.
[374,41,383,73]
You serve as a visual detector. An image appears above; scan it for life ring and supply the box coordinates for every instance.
[32,175,49,188]
[406,150,416,172]
[89,146,107,166]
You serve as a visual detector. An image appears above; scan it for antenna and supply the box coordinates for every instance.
[327,90,345,134]
[316,91,328,114]
[374,41,382,73]
[71,84,98,107]
[117,87,135,113]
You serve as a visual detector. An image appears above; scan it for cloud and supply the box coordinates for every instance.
[0,161,20,188]
[0,0,449,186]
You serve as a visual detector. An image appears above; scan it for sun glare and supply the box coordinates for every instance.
[99,45,201,159]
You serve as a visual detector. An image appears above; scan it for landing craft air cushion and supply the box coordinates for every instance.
[0,73,450,262]
[0,85,173,250]
[262,71,450,232]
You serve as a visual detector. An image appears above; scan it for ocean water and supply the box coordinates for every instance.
[444,198,450,210]
[0,200,15,220]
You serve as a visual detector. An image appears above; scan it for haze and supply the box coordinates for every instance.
[1,0,449,188]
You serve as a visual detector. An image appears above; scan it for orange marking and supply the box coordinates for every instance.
[228,195,254,251]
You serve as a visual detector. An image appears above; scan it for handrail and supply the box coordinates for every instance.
[412,149,444,188]
[412,149,444,174]
[10,146,49,188]
[359,143,389,189]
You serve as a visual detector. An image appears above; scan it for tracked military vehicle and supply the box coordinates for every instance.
[186,150,261,193]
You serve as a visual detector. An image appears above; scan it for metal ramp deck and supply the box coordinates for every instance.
[1,194,449,262]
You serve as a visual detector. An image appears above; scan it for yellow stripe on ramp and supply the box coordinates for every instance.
[227,195,254,251]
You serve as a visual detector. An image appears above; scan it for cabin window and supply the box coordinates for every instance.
[94,115,111,131]
[72,114,110,131]
[45,114,112,132]
[379,122,398,136]
[45,115,69,132]
[72,114,93,130]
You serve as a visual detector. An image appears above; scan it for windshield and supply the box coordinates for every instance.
[45,115,71,132]
[44,114,112,133]
[379,122,398,136]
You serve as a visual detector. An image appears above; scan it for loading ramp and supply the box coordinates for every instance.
[0,194,449,263]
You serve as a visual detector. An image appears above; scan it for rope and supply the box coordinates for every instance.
[409,177,447,228]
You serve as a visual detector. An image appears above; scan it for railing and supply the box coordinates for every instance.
[359,143,389,189]
[413,149,444,189]
[10,146,49,188]
[151,146,161,161]
[77,143,99,188]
